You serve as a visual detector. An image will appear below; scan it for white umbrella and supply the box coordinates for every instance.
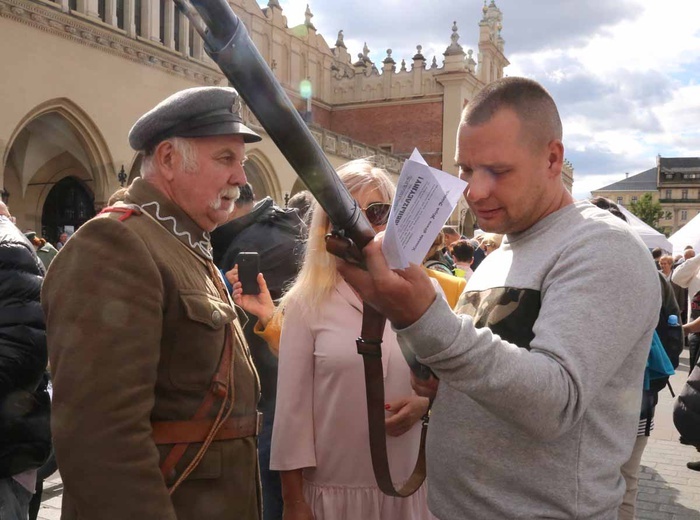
[618,205,673,253]
[668,212,700,256]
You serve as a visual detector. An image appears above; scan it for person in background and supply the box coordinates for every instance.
[0,202,51,520]
[589,197,681,520]
[287,191,314,231]
[211,186,307,520]
[651,247,663,270]
[468,237,486,271]
[25,232,58,270]
[480,232,502,256]
[672,245,700,370]
[450,239,475,282]
[674,338,700,472]
[659,254,673,281]
[270,160,434,520]
[423,231,454,275]
[55,232,68,251]
[230,183,256,221]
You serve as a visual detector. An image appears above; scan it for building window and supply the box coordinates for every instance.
[666,189,672,199]
[681,210,688,221]
[98,0,105,21]
[69,0,77,9]
[134,0,142,36]
[117,0,124,29]
[683,189,689,199]
[616,196,623,205]
[684,173,700,180]
[631,196,638,203]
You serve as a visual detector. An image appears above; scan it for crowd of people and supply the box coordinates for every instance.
[3,77,700,520]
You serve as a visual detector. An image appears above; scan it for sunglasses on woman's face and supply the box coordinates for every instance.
[361,202,392,227]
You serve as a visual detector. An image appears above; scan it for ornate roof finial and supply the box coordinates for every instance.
[268,0,282,9]
[465,49,476,72]
[383,48,395,65]
[335,29,346,48]
[413,44,425,60]
[362,42,370,60]
[304,4,315,30]
[400,59,407,72]
[431,56,438,69]
[482,0,488,16]
[444,21,464,56]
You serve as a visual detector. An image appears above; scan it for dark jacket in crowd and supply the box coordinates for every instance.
[211,197,306,412]
[674,356,700,447]
[0,216,51,478]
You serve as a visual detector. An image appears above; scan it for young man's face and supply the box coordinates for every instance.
[456,108,561,235]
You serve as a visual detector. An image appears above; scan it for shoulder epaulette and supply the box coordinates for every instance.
[99,204,143,222]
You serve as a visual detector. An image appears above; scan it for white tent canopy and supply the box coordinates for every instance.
[618,205,673,253]
[669,212,700,256]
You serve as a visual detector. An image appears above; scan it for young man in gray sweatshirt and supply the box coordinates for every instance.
[340,77,660,519]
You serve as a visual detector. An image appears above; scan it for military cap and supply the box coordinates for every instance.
[128,86,261,152]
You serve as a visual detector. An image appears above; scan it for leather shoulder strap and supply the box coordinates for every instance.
[358,302,428,497]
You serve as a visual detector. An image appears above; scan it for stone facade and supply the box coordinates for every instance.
[0,0,557,239]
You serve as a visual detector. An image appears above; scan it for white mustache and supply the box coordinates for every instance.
[209,186,241,211]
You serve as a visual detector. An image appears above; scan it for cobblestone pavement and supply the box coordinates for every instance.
[36,351,700,519]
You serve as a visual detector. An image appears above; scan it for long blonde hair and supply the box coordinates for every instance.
[280,159,396,315]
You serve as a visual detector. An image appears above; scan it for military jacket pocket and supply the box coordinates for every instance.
[168,289,236,390]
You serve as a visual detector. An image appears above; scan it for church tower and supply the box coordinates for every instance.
[477,0,509,83]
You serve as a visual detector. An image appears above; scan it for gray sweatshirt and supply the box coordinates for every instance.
[397,201,660,519]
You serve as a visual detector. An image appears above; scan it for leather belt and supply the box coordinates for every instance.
[152,413,261,445]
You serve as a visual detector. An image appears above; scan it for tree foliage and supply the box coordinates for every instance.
[629,193,665,232]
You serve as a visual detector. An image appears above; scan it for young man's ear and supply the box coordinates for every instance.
[546,140,565,178]
[154,141,176,181]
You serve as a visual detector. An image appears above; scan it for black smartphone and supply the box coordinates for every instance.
[236,252,260,295]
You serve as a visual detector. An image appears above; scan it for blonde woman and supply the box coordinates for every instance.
[269,160,434,520]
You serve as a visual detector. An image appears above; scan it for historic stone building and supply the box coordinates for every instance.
[591,156,700,235]
[0,0,570,241]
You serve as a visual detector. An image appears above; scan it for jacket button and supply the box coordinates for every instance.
[211,309,222,326]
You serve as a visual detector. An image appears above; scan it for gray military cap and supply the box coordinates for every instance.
[128,86,262,152]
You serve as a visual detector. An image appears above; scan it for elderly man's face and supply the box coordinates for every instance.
[456,109,562,235]
[171,135,247,231]
[59,233,68,243]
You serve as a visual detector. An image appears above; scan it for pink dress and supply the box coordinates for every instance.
[270,280,435,520]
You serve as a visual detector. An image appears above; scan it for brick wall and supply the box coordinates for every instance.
[329,101,444,168]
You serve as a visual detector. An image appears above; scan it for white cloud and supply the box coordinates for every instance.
[266,0,700,197]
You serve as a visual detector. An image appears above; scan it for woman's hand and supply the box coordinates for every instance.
[226,265,276,327]
[282,500,314,520]
[384,395,430,437]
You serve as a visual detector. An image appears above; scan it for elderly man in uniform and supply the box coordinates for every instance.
[43,87,263,520]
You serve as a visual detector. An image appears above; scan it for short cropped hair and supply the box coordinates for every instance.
[589,197,627,222]
[235,183,255,206]
[451,240,475,263]
[461,77,562,149]
[442,226,460,238]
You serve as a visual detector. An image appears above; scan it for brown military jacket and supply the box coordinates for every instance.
[42,178,261,520]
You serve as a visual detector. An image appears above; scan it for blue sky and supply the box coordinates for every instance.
[266,0,700,199]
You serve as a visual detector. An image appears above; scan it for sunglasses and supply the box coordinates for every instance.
[361,202,391,227]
